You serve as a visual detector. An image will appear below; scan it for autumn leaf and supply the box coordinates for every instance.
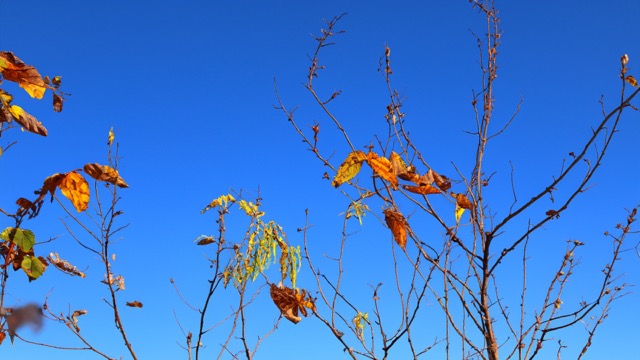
[0,52,46,99]
[59,171,90,212]
[332,150,366,187]
[269,283,315,324]
[195,235,215,245]
[389,151,419,182]
[47,252,86,278]
[83,163,129,188]
[453,193,473,210]
[53,93,63,112]
[402,184,441,195]
[367,152,398,189]
[108,127,115,145]
[201,194,236,213]
[126,301,143,308]
[21,255,47,281]
[8,104,48,136]
[383,208,408,249]
[625,75,638,87]
[455,205,465,224]
[432,170,451,191]
[0,227,35,252]
[35,173,66,203]
[0,331,5,345]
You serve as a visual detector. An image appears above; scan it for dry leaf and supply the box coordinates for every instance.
[402,184,441,195]
[432,170,451,191]
[453,193,473,210]
[5,303,43,344]
[8,105,48,136]
[367,152,398,189]
[53,93,63,112]
[126,301,143,308]
[83,163,129,188]
[47,252,86,278]
[0,52,46,99]
[625,75,638,87]
[59,171,90,212]
[269,283,315,324]
[383,208,408,249]
[332,150,366,187]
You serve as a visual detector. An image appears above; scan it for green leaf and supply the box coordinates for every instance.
[22,255,46,280]
[0,227,35,252]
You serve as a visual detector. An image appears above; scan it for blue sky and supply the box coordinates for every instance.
[1,0,640,359]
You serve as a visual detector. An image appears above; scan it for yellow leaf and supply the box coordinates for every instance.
[108,127,115,145]
[626,75,638,87]
[383,208,407,249]
[332,150,366,187]
[367,152,398,189]
[201,194,236,213]
[455,205,465,224]
[59,171,90,212]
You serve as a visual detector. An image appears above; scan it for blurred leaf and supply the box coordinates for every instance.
[403,184,441,195]
[455,205,465,224]
[0,52,46,99]
[0,331,5,345]
[384,208,407,249]
[5,304,43,344]
[367,152,398,189]
[53,93,63,112]
[126,301,143,308]
[59,171,90,212]
[626,75,638,87]
[332,150,366,187]
[83,163,129,188]
[8,105,48,136]
[108,127,114,145]
[195,235,215,245]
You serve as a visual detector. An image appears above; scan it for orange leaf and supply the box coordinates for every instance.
[402,184,441,195]
[390,151,420,182]
[53,93,63,112]
[0,331,5,345]
[383,208,408,249]
[83,163,129,188]
[453,193,473,210]
[59,172,90,212]
[367,152,398,189]
[0,52,46,99]
[8,105,47,136]
[126,301,143,308]
[332,150,366,187]
[626,75,638,88]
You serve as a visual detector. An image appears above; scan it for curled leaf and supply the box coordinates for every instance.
[59,172,90,212]
[47,252,86,278]
[201,194,236,213]
[53,93,63,112]
[269,283,315,324]
[432,170,451,191]
[332,150,366,187]
[195,235,215,245]
[453,193,473,210]
[367,152,398,189]
[625,75,638,88]
[402,184,441,195]
[83,163,129,188]
[383,208,408,249]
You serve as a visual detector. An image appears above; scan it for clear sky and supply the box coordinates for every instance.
[1,0,640,359]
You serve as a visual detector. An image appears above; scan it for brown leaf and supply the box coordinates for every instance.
[196,236,215,245]
[126,301,143,308]
[269,283,315,324]
[53,93,63,112]
[47,252,86,278]
[402,184,441,195]
[432,170,451,191]
[367,152,398,189]
[83,163,129,188]
[0,331,5,345]
[0,52,46,99]
[453,193,473,210]
[35,173,66,203]
[8,105,47,136]
[383,208,408,249]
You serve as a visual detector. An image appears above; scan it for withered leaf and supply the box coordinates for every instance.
[367,152,398,189]
[332,150,367,187]
[196,236,215,245]
[453,193,473,210]
[59,172,90,212]
[0,331,5,345]
[402,184,441,195]
[36,173,66,203]
[5,303,43,344]
[0,52,46,99]
[8,105,48,136]
[126,301,143,308]
[47,252,86,278]
[53,93,63,112]
[432,170,451,191]
[269,283,315,324]
[626,75,638,88]
[383,208,408,249]
[83,163,129,188]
